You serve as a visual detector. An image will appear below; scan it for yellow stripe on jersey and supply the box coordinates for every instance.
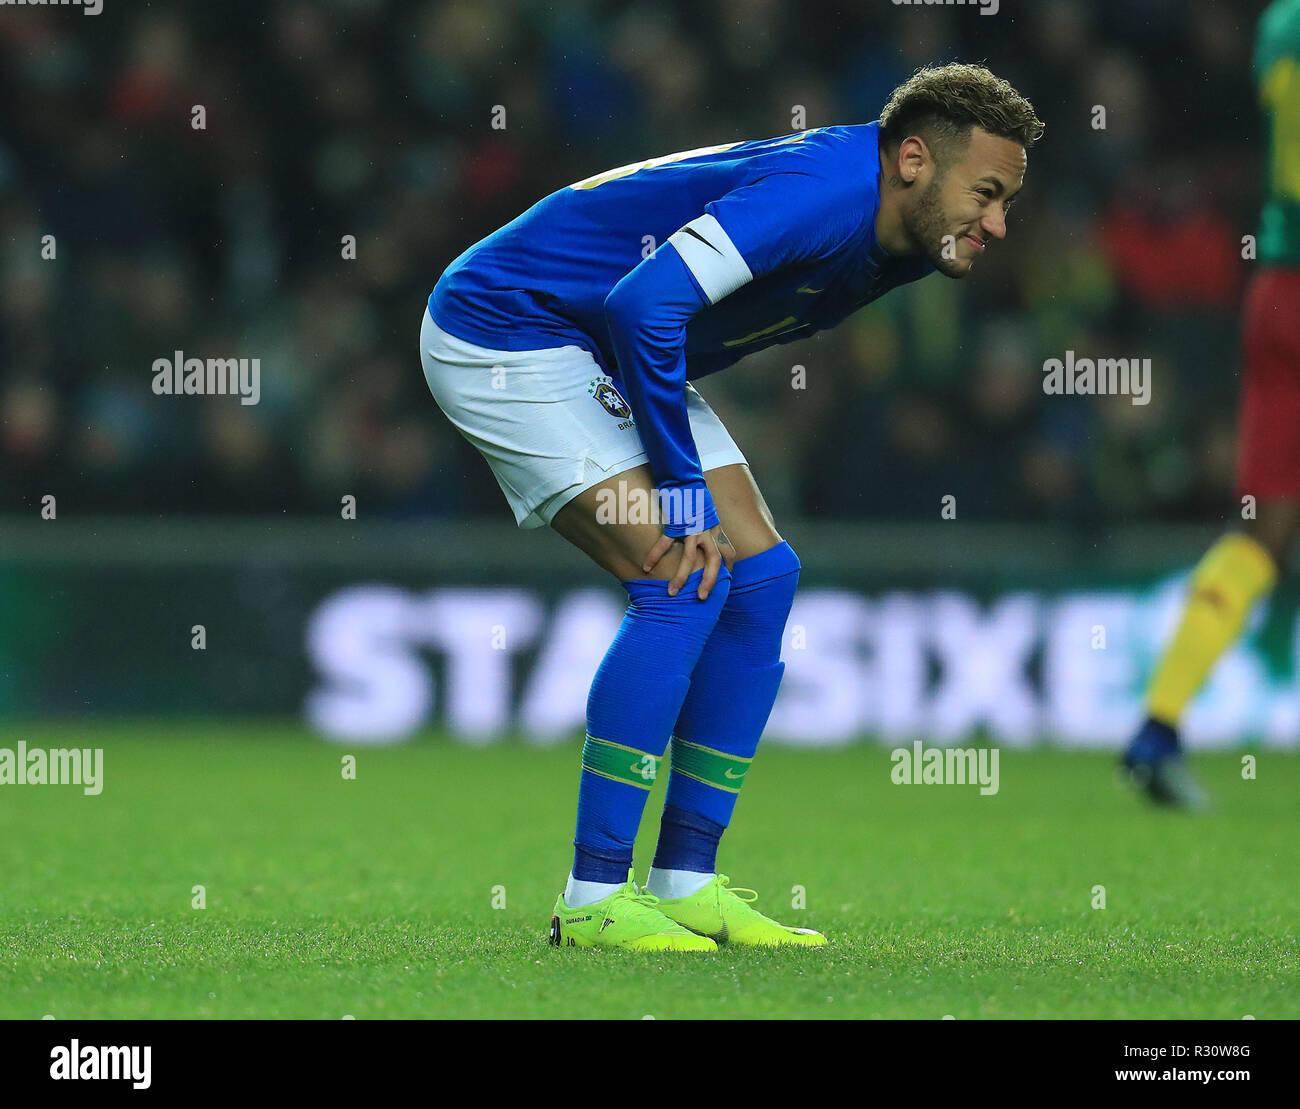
[569,132,812,191]
[723,316,799,347]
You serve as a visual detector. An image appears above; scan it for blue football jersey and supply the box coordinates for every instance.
[429,122,934,534]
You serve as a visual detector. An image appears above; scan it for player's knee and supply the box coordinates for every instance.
[737,539,799,584]
[769,539,800,574]
[725,540,800,620]
[762,540,801,610]
[622,563,732,651]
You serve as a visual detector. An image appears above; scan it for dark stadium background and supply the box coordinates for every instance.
[0,0,1266,521]
[0,0,1291,749]
[3,0,1299,1029]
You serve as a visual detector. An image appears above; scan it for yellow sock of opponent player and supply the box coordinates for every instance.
[1145,533,1278,726]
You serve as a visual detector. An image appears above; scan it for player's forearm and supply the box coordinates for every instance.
[603,249,719,537]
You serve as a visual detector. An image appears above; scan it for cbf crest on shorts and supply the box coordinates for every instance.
[588,377,634,425]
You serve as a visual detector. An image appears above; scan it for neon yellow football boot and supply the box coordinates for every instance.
[654,874,828,947]
[549,874,718,952]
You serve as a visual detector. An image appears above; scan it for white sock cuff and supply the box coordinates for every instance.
[646,867,714,900]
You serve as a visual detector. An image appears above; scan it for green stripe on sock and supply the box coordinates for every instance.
[670,737,752,793]
[582,735,661,790]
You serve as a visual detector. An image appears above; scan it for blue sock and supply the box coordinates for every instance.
[653,542,800,874]
[652,804,727,875]
[572,566,732,884]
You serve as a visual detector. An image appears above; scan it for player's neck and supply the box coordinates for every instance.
[874,147,916,257]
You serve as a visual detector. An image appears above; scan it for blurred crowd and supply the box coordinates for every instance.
[0,0,1268,524]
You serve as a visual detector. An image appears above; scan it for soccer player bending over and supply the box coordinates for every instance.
[421,63,1042,950]
[1122,0,1300,809]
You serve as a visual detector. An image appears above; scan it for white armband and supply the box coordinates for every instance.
[667,214,753,304]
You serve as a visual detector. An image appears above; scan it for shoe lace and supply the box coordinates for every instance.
[614,884,668,916]
[717,874,758,904]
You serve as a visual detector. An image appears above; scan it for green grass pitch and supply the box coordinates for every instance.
[1,722,1295,1019]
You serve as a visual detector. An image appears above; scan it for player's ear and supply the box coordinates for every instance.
[896,135,929,185]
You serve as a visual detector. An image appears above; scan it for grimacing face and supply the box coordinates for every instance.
[901,126,1027,278]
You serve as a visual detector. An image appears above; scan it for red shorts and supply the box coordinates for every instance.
[1237,267,1300,500]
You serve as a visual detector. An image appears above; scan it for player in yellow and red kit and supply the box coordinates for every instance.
[1123,0,1300,807]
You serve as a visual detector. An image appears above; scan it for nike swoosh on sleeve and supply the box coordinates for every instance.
[681,226,724,256]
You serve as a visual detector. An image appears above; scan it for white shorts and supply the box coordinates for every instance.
[419,309,746,528]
